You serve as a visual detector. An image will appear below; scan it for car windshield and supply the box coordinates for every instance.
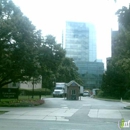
[1,0,130,130]
[55,87,63,90]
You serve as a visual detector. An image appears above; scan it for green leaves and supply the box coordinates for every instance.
[0,0,81,90]
[102,5,130,99]
[0,0,40,87]
[56,57,82,84]
[116,5,130,29]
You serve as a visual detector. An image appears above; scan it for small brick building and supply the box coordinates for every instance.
[66,80,80,100]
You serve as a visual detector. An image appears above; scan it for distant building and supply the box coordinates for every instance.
[75,61,104,88]
[106,57,111,70]
[106,30,118,70]
[111,30,118,57]
[63,21,104,89]
[7,77,42,90]
[64,21,97,62]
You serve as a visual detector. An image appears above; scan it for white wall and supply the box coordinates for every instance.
[20,81,42,90]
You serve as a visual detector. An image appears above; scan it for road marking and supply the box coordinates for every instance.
[0,108,77,121]
[61,104,68,109]
[82,104,91,106]
[62,107,68,108]
[88,109,122,119]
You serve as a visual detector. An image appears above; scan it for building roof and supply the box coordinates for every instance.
[66,80,81,87]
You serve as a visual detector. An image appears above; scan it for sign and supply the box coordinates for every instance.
[0,88,19,99]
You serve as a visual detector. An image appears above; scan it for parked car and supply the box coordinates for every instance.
[83,91,90,96]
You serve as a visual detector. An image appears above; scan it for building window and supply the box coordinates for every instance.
[71,90,76,95]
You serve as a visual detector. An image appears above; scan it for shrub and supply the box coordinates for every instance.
[97,90,104,97]
[123,91,130,100]
[19,88,51,96]
[0,99,45,107]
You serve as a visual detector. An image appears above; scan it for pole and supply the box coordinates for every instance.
[32,77,34,99]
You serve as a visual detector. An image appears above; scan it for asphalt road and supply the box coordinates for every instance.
[0,96,129,130]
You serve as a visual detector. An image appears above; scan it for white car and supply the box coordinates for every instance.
[83,91,90,96]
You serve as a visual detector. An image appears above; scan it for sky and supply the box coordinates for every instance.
[12,0,130,67]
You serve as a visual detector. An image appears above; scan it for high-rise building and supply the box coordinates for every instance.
[64,21,96,62]
[111,30,118,57]
[63,21,104,88]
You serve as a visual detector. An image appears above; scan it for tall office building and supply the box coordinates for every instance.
[63,21,104,88]
[64,21,96,62]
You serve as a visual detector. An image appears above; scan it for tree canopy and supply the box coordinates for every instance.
[101,5,130,99]
[0,0,41,88]
[0,0,82,89]
[56,57,82,84]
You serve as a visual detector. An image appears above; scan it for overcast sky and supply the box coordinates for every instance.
[12,0,130,67]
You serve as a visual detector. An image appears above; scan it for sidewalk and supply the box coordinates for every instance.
[94,97,130,109]
[0,107,78,121]
[121,101,130,109]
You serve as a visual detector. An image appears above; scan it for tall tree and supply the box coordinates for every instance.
[0,0,41,88]
[101,59,126,98]
[116,5,130,30]
[101,5,130,98]
[38,35,65,89]
[56,57,82,84]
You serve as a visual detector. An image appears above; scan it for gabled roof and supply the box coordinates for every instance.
[66,80,81,87]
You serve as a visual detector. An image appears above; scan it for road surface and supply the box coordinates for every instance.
[0,97,129,130]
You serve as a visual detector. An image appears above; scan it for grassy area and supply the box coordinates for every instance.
[19,95,40,100]
[41,95,53,98]
[0,94,52,102]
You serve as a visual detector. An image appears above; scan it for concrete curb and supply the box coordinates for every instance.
[93,97,120,102]
[124,106,130,109]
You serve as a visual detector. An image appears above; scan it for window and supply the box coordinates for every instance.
[71,90,76,95]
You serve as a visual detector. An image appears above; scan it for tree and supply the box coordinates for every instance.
[116,5,130,30]
[101,5,130,99]
[38,35,65,89]
[113,6,130,90]
[0,0,41,88]
[101,59,126,98]
[56,57,82,84]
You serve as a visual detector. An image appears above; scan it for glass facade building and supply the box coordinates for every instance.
[64,21,96,62]
[64,21,104,88]
[75,61,104,88]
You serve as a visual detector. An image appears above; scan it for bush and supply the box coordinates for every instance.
[0,99,45,107]
[123,91,130,100]
[97,90,104,97]
[19,88,51,96]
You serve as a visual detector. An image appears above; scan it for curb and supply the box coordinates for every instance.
[93,97,120,102]
[94,97,130,103]
[124,106,130,110]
